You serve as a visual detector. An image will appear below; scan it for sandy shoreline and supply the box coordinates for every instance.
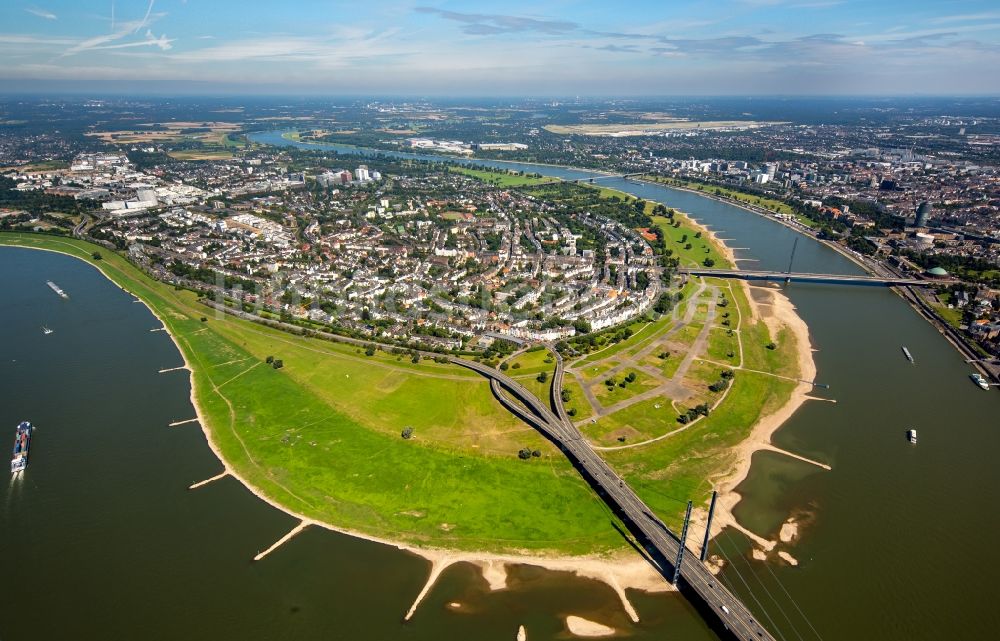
[653,203,819,561]
[700,281,818,556]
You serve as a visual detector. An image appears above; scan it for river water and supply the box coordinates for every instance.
[1,132,997,640]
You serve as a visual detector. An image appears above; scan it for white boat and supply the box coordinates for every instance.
[970,373,991,391]
[46,281,68,299]
[907,429,917,444]
[42,326,53,335]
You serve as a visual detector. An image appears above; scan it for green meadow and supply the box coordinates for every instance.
[1,225,802,553]
[0,233,626,555]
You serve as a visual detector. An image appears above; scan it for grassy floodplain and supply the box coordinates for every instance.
[1,198,804,554]
[449,173,806,531]
[0,233,626,555]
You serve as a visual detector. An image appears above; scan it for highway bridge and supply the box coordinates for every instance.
[681,267,940,286]
[200,298,778,639]
[450,355,777,641]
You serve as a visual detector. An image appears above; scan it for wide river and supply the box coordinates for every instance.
[1,131,997,640]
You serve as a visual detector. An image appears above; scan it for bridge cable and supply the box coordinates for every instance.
[756,550,825,641]
[719,528,806,641]
[710,529,789,641]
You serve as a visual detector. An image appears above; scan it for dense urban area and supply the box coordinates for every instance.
[2,97,998,363]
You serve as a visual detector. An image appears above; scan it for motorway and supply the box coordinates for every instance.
[199,297,776,639]
[449,356,777,641]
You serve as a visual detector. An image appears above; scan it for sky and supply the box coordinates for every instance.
[1,0,999,96]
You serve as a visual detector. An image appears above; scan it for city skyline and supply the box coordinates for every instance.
[2,0,1000,96]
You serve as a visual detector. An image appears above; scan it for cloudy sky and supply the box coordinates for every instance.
[2,0,999,95]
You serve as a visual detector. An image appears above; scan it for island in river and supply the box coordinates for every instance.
[0,180,815,620]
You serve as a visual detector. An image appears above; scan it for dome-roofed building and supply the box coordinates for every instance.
[926,266,949,278]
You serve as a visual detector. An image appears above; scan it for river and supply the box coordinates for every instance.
[1,131,997,640]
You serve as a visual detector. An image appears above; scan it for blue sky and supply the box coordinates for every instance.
[2,0,999,95]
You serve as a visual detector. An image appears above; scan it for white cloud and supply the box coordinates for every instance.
[61,8,171,57]
[25,6,57,20]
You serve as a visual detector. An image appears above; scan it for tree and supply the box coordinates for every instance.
[518,448,532,460]
[272,359,284,369]
[401,427,414,439]
[703,257,716,267]
[766,342,777,350]
[266,355,274,364]
[91,251,103,260]
[536,371,549,383]
[365,344,377,356]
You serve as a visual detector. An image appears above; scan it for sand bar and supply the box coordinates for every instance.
[566,616,616,637]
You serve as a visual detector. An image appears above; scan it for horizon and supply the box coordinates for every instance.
[2,0,1000,96]
[5,89,1000,99]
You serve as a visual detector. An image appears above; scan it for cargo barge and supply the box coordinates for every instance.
[46,280,68,299]
[11,421,32,474]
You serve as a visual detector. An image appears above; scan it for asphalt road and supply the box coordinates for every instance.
[451,356,777,641]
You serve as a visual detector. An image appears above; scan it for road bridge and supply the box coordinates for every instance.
[531,172,649,188]
[202,299,780,639]
[681,267,943,286]
[450,355,778,641]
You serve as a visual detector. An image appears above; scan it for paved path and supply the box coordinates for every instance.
[569,283,720,425]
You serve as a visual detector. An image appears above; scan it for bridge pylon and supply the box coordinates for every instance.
[673,500,693,585]
[700,490,718,562]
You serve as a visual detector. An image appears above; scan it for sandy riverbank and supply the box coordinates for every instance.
[695,280,818,558]
[653,203,819,561]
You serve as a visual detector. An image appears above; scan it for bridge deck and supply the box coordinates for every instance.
[683,267,933,286]
[451,356,776,641]
[198,300,777,640]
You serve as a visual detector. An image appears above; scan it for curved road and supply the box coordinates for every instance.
[450,355,776,641]
[201,298,776,639]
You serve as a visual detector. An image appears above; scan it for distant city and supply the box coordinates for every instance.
[2,97,997,365]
